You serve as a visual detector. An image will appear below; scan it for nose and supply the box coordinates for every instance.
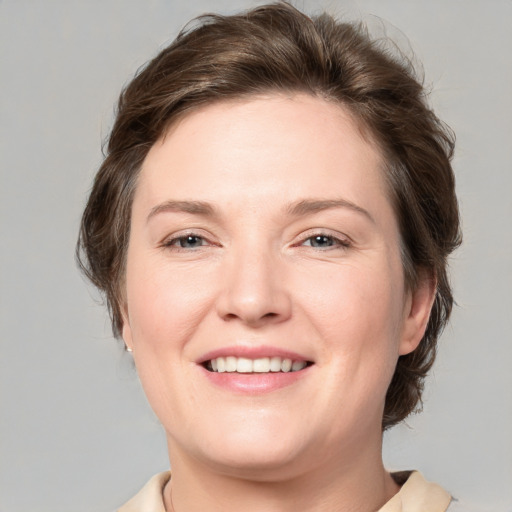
[215,246,292,327]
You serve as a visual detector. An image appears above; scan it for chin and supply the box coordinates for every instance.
[181,420,311,480]
[200,446,307,482]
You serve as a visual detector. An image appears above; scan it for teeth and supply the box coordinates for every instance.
[253,357,270,373]
[208,356,309,373]
[236,357,253,373]
[269,357,282,372]
[217,357,226,373]
[281,358,292,372]
[291,360,307,371]
[226,356,237,372]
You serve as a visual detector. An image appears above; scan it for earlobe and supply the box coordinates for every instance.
[399,273,437,356]
[121,309,134,352]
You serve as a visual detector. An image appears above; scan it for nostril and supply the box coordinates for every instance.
[222,313,239,322]
[221,311,280,324]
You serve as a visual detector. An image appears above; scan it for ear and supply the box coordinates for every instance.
[399,272,437,356]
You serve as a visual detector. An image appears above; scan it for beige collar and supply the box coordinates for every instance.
[379,471,452,511]
[118,470,452,512]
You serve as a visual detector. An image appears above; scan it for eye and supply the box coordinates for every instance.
[163,234,209,249]
[301,233,350,250]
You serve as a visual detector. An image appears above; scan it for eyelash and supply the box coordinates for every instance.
[161,230,351,253]
[161,233,213,251]
[297,232,351,250]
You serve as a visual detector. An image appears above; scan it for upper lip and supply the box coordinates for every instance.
[197,345,313,364]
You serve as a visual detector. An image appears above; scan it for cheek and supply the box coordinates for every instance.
[298,257,406,408]
[124,249,226,361]
[298,260,405,345]
[124,259,214,419]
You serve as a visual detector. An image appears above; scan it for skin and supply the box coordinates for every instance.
[122,94,435,511]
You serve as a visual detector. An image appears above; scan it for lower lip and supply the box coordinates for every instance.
[200,366,312,394]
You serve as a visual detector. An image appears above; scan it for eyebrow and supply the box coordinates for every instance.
[287,199,375,223]
[147,198,374,224]
[147,200,216,222]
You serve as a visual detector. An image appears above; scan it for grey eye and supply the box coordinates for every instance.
[306,235,336,248]
[178,235,205,248]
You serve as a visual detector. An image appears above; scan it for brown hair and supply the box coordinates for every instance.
[77,2,461,429]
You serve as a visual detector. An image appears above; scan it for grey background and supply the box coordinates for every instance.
[1,0,511,511]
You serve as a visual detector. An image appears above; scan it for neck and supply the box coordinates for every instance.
[163,432,399,512]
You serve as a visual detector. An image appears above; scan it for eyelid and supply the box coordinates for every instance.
[293,228,352,249]
[160,229,219,249]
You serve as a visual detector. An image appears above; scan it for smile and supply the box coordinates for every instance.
[205,356,310,373]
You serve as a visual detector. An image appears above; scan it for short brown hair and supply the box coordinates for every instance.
[77,2,461,429]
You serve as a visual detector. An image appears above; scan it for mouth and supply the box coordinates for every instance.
[198,347,314,393]
[203,356,314,374]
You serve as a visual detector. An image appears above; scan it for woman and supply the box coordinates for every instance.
[77,3,461,511]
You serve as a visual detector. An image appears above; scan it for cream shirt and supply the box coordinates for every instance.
[117,470,453,512]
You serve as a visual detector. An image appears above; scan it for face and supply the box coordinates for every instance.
[122,94,433,479]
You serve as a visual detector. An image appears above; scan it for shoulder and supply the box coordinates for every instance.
[116,471,170,512]
[386,472,489,512]
[380,471,452,511]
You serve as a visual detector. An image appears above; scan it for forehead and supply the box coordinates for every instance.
[135,94,387,212]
